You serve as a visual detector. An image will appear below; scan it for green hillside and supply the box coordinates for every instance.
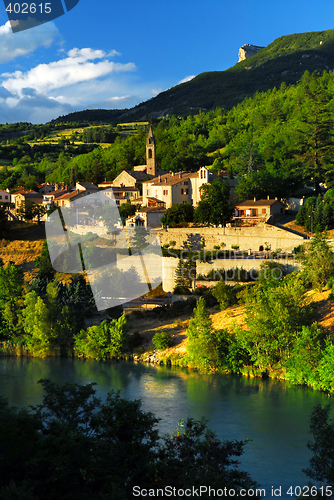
[53,29,334,123]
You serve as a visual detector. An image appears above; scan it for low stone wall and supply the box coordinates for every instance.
[162,256,298,292]
[158,224,306,253]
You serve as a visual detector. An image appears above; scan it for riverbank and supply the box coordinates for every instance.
[128,288,334,384]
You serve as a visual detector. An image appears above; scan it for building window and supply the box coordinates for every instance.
[181,189,184,195]
[184,181,188,185]
[200,171,203,179]
[185,189,188,195]
[148,149,152,158]
[163,190,168,196]
[0,196,2,200]
[262,208,266,214]
[146,190,149,195]
[116,200,120,206]
[5,196,8,200]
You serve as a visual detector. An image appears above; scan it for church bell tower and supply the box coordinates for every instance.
[146,125,157,176]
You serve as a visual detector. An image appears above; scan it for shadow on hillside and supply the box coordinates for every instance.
[7,222,46,241]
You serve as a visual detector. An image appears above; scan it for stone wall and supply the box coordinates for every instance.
[161,256,298,292]
[158,224,306,254]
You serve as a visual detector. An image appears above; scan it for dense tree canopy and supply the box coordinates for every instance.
[195,178,234,225]
[161,203,194,227]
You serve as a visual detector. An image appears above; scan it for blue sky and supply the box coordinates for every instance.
[0,0,333,123]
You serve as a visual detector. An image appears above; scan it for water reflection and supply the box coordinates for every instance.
[0,357,332,498]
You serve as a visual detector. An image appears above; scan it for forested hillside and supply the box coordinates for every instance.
[54,28,334,121]
[0,70,333,201]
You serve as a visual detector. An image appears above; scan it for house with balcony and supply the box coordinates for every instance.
[234,198,285,221]
[42,188,72,210]
[101,186,141,207]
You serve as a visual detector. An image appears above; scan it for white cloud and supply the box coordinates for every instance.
[178,75,196,84]
[1,49,136,97]
[66,48,121,60]
[106,95,131,102]
[0,42,175,122]
[0,20,60,63]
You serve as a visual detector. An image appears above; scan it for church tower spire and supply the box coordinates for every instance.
[146,125,156,176]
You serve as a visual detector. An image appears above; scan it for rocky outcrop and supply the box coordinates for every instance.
[238,44,264,62]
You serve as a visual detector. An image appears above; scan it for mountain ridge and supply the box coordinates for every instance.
[53,28,334,124]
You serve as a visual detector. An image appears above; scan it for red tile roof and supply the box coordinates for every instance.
[236,199,284,207]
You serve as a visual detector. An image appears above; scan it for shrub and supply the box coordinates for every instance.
[193,285,208,295]
[152,331,172,350]
[173,285,191,295]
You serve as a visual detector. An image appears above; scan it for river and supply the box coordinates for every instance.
[0,356,331,498]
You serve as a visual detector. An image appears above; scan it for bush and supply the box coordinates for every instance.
[173,285,191,294]
[152,331,172,350]
[211,281,234,310]
[73,315,128,359]
[193,285,208,295]
[186,296,198,307]
[202,290,218,308]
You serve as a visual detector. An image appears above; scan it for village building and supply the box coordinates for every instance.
[55,190,86,208]
[42,188,72,210]
[14,191,43,211]
[106,186,141,206]
[0,189,11,203]
[98,180,114,189]
[125,206,166,228]
[130,196,165,208]
[37,182,66,194]
[142,167,216,209]
[234,198,285,220]
[112,170,148,189]
[10,186,27,204]
[75,182,99,194]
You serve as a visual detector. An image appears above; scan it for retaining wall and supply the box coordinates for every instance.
[158,224,306,253]
[162,256,298,292]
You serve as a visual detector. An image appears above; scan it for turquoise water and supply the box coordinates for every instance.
[0,357,331,498]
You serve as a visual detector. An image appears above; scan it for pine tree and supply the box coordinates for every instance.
[174,258,193,291]
[186,297,218,370]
